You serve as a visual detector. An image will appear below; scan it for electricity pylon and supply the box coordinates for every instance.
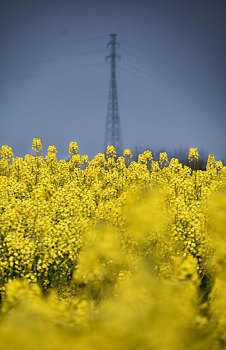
[104,34,123,156]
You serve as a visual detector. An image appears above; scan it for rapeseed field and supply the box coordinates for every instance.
[0,138,226,349]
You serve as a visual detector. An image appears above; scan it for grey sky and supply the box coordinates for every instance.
[0,0,225,161]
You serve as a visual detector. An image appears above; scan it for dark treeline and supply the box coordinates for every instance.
[131,145,219,170]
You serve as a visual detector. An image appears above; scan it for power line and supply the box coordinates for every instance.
[118,63,225,116]
[0,61,104,83]
[0,49,105,71]
[120,37,225,102]
[0,34,108,59]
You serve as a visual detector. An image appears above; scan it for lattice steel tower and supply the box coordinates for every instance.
[104,34,123,156]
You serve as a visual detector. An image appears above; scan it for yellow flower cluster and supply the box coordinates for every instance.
[0,138,226,349]
[123,149,133,167]
[159,151,169,169]
[69,141,79,157]
[0,145,14,160]
[123,148,132,159]
[32,138,43,157]
[188,147,199,162]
